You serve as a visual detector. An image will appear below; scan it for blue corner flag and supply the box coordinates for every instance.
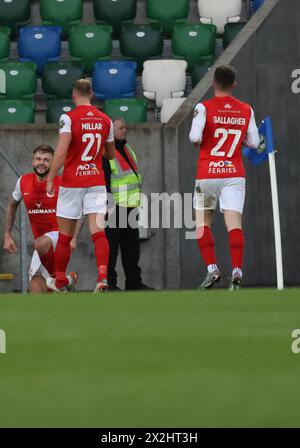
[243,116,275,166]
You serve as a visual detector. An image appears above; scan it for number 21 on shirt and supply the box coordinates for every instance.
[82,133,102,161]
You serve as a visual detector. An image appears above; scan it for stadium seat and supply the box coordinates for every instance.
[198,0,242,34]
[93,0,137,36]
[104,98,148,123]
[160,98,186,123]
[146,0,189,35]
[18,26,62,74]
[223,22,246,49]
[0,99,35,123]
[40,0,83,37]
[92,60,137,100]
[172,24,216,70]
[42,62,84,99]
[0,26,10,61]
[46,99,75,123]
[142,60,187,108]
[251,0,265,13]
[191,62,211,88]
[0,62,37,99]
[69,25,112,74]
[0,0,30,34]
[120,24,163,71]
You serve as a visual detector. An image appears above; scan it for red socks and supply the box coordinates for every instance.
[228,228,244,269]
[197,226,217,267]
[55,233,73,289]
[39,246,55,278]
[92,231,109,282]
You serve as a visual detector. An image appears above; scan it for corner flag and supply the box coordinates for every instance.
[243,116,284,290]
[243,116,274,165]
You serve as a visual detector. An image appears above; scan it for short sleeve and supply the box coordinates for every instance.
[58,114,72,134]
[12,177,22,202]
[106,119,114,143]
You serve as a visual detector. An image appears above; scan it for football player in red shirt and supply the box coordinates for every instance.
[3,145,77,293]
[46,79,115,292]
[189,65,260,290]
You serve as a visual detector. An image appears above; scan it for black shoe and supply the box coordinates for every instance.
[199,269,221,290]
[109,285,122,291]
[125,283,155,291]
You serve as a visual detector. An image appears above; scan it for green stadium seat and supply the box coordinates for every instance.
[223,22,246,49]
[0,99,35,123]
[191,62,211,88]
[69,25,113,74]
[40,0,83,37]
[93,0,137,37]
[104,98,148,123]
[146,0,189,35]
[120,24,163,71]
[172,23,216,70]
[46,99,75,124]
[0,62,37,99]
[42,62,84,99]
[0,0,30,34]
[0,26,10,61]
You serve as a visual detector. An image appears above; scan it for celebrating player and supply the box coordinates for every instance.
[189,65,260,290]
[46,79,115,293]
[3,145,77,293]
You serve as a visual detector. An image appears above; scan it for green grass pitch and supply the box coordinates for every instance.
[1,288,300,428]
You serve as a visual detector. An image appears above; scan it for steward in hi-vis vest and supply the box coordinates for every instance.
[109,143,142,208]
[102,118,152,292]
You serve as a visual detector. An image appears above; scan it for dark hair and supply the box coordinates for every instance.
[33,145,54,156]
[214,65,236,90]
[73,78,92,97]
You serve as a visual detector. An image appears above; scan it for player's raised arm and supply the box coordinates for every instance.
[3,178,22,253]
[189,103,207,147]
[243,108,260,149]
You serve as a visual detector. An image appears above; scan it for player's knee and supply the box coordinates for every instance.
[34,237,50,255]
[29,275,47,293]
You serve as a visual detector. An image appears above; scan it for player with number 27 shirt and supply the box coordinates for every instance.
[46,79,115,293]
[189,65,259,290]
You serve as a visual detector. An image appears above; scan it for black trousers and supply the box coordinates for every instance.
[105,205,142,289]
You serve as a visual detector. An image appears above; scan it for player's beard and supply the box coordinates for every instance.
[33,166,50,178]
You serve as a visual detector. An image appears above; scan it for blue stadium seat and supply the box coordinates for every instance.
[18,26,62,74]
[92,60,137,100]
[250,0,265,13]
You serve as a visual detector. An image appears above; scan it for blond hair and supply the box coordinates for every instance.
[73,79,93,97]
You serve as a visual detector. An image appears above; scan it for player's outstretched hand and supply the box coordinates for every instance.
[3,235,18,253]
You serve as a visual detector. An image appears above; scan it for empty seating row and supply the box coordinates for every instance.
[3,23,217,74]
[0,96,186,124]
[0,0,246,37]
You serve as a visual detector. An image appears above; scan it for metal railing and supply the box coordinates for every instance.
[0,148,28,293]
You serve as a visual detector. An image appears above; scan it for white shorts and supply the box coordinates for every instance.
[29,231,59,282]
[193,177,246,214]
[56,185,107,220]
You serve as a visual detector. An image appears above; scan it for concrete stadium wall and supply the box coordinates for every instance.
[0,124,164,291]
[1,0,298,291]
[164,0,300,288]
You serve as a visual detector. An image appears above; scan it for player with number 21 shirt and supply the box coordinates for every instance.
[46,79,115,293]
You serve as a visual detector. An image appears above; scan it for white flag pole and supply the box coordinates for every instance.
[268,150,284,290]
